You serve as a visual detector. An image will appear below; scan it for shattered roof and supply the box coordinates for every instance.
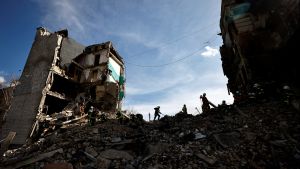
[82,41,124,64]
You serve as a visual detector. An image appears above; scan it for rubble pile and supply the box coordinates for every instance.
[1,101,300,169]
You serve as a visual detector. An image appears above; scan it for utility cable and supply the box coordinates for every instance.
[125,33,220,68]
[126,22,219,60]
[125,48,202,67]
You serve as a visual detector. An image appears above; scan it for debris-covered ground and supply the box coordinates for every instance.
[1,100,300,169]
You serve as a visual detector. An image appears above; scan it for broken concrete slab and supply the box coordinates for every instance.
[42,163,73,169]
[96,156,111,169]
[4,148,63,169]
[213,131,240,148]
[85,146,98,157]
[195,152,217,165]
[99,149,133,160]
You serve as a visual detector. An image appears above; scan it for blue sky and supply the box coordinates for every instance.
[0,0,233,117]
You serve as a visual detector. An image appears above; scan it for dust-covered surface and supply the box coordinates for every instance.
[1,100,299,169]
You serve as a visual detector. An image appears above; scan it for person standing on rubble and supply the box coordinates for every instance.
[116,111,123,124]
[154,106,162,121]
[88,106,96,126]
[219,100,229,113]
[200,93,210,113]
[182,104,187,114]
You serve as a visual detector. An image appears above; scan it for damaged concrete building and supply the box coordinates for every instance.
[1,28,125,145]
[0,86,15,124]
[220,0,300,97]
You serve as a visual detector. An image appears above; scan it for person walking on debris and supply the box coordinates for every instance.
[154,106,162,121]
[200,93,210,113]
[88,106,96,126]
[219,100,229,113]
[116,111,123,124]
[182,104,187,114]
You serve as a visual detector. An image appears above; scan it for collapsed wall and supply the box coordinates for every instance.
[219,0,300,98]
[1,28,67,145]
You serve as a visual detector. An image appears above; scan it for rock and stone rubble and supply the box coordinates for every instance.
[1,100,300,169]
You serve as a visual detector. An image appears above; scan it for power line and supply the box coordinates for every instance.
[126,48,202,67]
[126,22,219,60]
[125,34,220,68]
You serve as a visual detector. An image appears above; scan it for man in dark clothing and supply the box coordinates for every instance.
[154,106,162,121]
[116,111,124,124]
[182,104,187,114]
[200,93,210,113]
[88,106,96,126]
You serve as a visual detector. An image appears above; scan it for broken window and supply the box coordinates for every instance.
[50,73,78,98]
[44,95,69,115]
[95,54,100,66]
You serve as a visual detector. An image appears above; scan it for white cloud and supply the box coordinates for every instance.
[201,46,219,58]
[0,76,6,84]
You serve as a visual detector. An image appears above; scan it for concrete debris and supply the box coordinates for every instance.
[85,146,98,157]
[96,157,111,169]
[4,149,63,169]
[83,151,97,162]
[0,100,299,168]
[43,163,73,169]
[99,149,133,160]
[213,131,240,148]
[194,132,206,140]
[195,153,216,165]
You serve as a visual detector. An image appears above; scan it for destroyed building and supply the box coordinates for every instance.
[0,86,15,124]
[0,28,125,145]
[220,0,300,97]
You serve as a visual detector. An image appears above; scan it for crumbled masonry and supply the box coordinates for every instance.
[1,0,300,168]
[0,100,299,169]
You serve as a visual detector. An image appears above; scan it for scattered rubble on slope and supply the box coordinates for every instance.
[1,100,299,169]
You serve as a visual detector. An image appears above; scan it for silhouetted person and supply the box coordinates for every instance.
[88,106,96,126]
[154,106,162,121]
[116,111,123,124]
[200,93,210,113]
[182,104,187,114]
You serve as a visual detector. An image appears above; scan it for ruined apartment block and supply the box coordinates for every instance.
[1,28,125,145]
[219,0,300,96]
